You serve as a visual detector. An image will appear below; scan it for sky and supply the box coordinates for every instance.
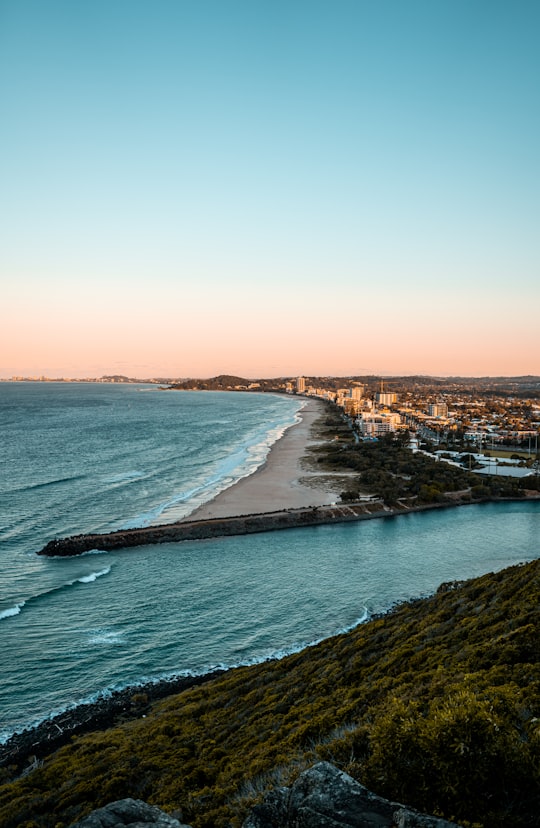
[1,0,539,379]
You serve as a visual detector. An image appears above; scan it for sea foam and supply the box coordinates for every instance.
[0,602,25,621]
[120,399,305,528]
[73,567,111,584]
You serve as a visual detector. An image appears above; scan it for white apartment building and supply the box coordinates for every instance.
[376,392,398,406]
[358,411,401,437]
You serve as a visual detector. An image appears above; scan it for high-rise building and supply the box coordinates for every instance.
[296,376,306,393]
[376,392,398,406]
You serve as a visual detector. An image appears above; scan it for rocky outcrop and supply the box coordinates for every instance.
[242,762,458,828]
[69,797,190,827]
[68,764,458,828]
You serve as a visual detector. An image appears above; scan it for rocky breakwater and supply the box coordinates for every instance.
[37,503,387,557]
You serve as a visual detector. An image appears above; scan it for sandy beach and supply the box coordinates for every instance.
[185,397,340,520]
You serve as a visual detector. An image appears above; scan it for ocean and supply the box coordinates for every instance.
[1,382,538,742]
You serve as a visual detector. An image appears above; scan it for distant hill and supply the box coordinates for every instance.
[172,374,249,389]
[166,374,540,394]
[169,374,285,391]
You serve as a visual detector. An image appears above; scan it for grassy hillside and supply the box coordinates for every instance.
[0,558,538,828]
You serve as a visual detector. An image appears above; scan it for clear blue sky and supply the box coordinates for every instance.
[1,1,539,378]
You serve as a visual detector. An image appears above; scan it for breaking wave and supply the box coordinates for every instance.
[0,567,112,622]
[0,602,25,620]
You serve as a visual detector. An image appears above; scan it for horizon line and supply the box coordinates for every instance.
[2,372,539,382]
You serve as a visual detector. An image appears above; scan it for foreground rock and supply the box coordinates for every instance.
[69,763,458,828]
[242,762,458,827]
[70,797,190,827]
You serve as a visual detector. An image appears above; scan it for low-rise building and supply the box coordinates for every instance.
[428,402,448,418]
[358,411,402,436]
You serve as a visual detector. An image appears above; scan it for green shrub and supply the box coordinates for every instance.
[364,686,539,824]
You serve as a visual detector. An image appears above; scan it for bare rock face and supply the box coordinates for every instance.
[69,797,190,828]
[242,762,457,828]
[69,764,458,828]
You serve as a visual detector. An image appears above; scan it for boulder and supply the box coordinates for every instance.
[242,762,457,828]
[69,797,190,827]
[69,764,458,828]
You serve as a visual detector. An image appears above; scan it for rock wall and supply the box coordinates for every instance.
[37,503,388,556]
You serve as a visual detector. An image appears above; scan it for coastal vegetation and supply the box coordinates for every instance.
[0,558,538,828]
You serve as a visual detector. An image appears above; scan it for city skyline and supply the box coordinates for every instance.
[2,1,539,379]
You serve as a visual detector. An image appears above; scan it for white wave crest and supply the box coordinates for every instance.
[80,548,109,556]
[0,602,25,621]
[75,566,111,584]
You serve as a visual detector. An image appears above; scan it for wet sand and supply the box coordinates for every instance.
[185,397,338,521]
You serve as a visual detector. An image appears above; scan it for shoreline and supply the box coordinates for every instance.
[0,669,228,771]
[183,397,339,521]
[38,396,354,557]
[5,531,539,773]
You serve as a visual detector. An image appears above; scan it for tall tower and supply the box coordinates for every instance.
[296,376,306,393]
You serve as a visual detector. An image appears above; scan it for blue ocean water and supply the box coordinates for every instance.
[0,383,539,741]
